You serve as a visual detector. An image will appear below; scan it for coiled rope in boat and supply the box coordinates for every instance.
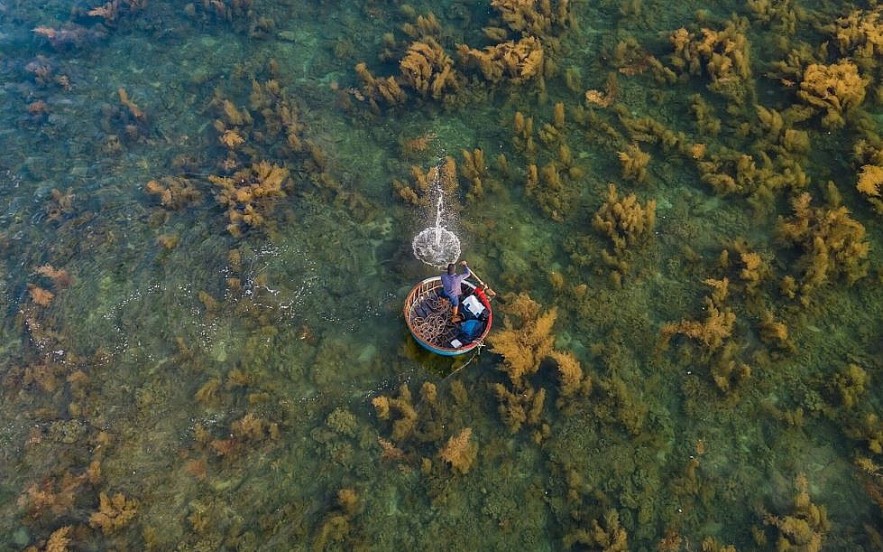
[410,294,457,345]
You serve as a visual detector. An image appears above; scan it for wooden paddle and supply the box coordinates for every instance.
[467,266,497,299]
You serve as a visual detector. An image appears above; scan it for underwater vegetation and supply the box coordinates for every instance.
[0,0,881,550]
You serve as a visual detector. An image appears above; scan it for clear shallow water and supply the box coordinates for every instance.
[1,0,881,550]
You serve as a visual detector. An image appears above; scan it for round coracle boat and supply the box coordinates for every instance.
[403,276,493,356]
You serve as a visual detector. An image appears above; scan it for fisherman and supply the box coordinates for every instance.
[440,260,470,323]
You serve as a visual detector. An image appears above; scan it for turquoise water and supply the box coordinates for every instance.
[1,0,881,549]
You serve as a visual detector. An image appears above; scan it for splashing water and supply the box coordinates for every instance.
[412,180,460,268]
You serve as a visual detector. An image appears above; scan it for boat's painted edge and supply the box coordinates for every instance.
[403,276,492,356]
